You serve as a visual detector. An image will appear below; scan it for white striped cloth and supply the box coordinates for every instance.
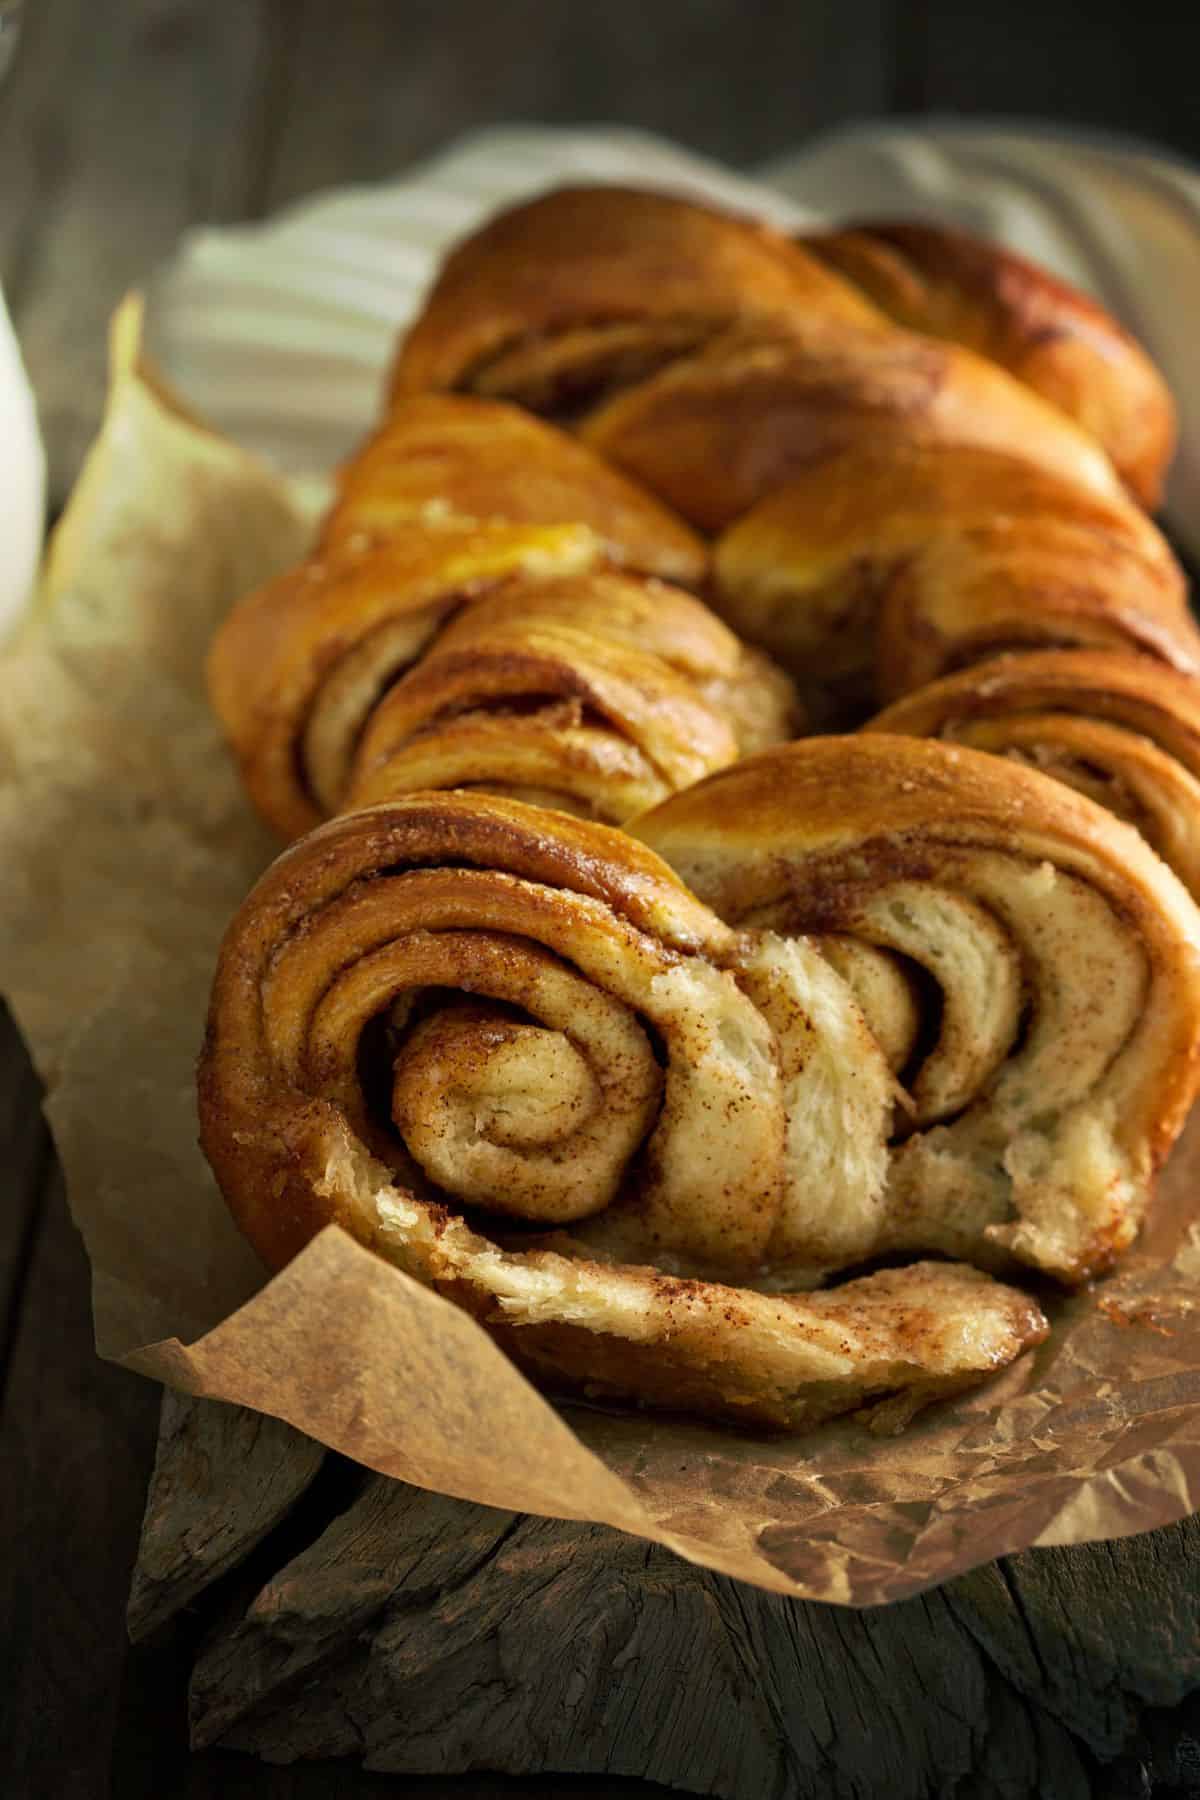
[144,129,816,483]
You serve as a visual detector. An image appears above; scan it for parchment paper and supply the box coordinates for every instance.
[3,300,1200,1606]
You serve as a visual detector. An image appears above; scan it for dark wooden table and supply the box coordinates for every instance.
[4,4,1200,1796]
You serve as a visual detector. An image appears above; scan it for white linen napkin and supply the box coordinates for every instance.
[145,129,815,481]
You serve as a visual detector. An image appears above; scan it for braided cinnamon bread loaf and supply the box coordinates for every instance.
[199,183,1200,1433]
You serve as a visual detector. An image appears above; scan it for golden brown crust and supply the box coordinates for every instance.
[208,391,795,840]
[712,442,1193,720]
[323,393,707,586]
[581,323,1124,532]
[805,220,1176,508]
[867,649,1200,899]
[388,185,880,402]
[384,189,1129,535]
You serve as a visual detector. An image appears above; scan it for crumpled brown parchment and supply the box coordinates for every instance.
[3,300,1200,1605]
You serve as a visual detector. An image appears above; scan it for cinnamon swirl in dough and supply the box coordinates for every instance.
[208,395,794,840]
[868,650,1200,903]
[633,735,1200,1284]
[343,570,793,819]
[197,791,1047,1429]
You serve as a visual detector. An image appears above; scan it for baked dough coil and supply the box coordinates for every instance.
[714,443,1193,724]
[208,393,794,840]
[198,788,1049,1430]
[388,186,1191,724]
[321,391,707,583]
[802,220,1175,509]
[632,735,1200,1287]
[343,568,793,819]
[868,650,1200,904]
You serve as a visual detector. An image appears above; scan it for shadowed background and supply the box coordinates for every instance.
[4,0,1199,504]
[2,3,1200,1796]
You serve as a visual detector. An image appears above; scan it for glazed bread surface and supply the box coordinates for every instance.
[803,219,1176,507]
[384,185,1183,727]
[208,393,795,840]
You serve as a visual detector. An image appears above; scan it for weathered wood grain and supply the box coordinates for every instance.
[0,1148,161,1796]
[189,1474,520,1752]
[127,1388,327,1642]
[119,1389,1200,1800]
[0,0,271,503]
[0,1006,49,1378]
[258,0,890,214]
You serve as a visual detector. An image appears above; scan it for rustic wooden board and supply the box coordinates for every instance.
[127,1388,328,1642]
[120,1387,1200,1800]
[0,1006,48,1373]
[0,0,272,503]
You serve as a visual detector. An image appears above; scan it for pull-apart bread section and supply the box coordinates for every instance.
[633,736,1200,1286]
[198,788,1051,1430]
